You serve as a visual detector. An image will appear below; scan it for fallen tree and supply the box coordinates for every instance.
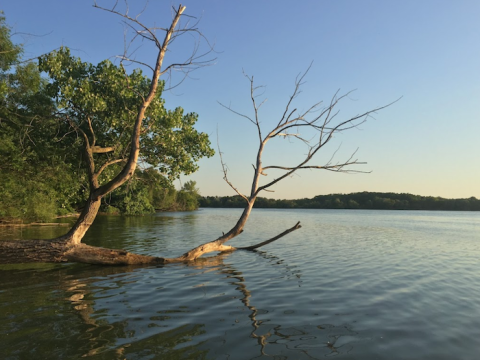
[0,3,393,265]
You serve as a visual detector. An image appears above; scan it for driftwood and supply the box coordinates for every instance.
[0,221,302,265]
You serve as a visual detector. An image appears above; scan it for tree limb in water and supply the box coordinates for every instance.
[0,221,302,265]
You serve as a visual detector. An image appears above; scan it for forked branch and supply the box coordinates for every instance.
[94,1,216,90]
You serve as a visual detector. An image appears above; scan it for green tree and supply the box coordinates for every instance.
[176,180,201,211]
[0,13,84,222]
[36,46,213,217]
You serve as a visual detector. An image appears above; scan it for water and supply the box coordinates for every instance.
[1,209,480,359]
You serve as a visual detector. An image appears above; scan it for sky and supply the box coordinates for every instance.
[3,0,480,199]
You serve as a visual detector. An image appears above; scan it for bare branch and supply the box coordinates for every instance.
[219,67,398,202]
[116,55,154,72]
[277,62,312,128]
[245,72,264,142]
[95,1,216,91]
[94,4,187,198]
[217,131,249,203]
[217,101,256,125]
[262,162,369,173]
[238,222,302,251]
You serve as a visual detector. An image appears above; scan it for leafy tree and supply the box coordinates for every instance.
[176,181,201,211]
[39,47,213,180]
[0,14,83,222]
[37,47,214,217]
[101,168,201,214]
[1,21,213,222]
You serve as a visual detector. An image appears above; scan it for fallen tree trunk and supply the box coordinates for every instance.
[0,239,71,264]
[0,221,302,265]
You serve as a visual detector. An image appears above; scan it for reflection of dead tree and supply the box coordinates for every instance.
[62,251,345,358]
[223,266,271,355]
[220,251,305,357]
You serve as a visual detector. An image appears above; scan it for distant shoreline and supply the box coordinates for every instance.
[199,192,480,212]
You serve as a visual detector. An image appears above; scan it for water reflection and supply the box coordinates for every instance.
[0,249,359,359]
[19,264,211,359]
[222,264,271,355]
[0,222,71,241]
[5,209,478,359]
[217,252,360,359]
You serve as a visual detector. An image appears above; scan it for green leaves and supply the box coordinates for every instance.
[39,47,214,182]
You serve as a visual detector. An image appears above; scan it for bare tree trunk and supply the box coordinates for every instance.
[57,197,102,245]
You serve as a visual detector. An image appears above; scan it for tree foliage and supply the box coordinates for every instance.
[0,15,82,222]
[103,171,202,215]
[39,46,214,181]
[0,15,213,223]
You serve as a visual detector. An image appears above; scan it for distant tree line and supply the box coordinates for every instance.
[199,192,480,211]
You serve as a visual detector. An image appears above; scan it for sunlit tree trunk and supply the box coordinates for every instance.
[58,197,102,245]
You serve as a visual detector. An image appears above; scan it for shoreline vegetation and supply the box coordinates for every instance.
[3,191,478,227]
[200,192,480,212]
[0,180,200,227]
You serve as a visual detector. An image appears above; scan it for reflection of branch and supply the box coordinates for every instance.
[221,251,303,357]
[61,248,309,358]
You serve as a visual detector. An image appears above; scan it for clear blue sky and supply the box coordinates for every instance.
[3,1,480,199]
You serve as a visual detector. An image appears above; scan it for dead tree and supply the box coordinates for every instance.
[0,5,393,266]
[209,68,397,249]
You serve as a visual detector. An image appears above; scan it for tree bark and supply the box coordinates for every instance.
[57,197,102,245]
[0,239,70,264]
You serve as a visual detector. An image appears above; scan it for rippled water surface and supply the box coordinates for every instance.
[1,209,480,359]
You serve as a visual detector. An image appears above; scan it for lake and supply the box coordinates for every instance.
[1,208,480,359]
